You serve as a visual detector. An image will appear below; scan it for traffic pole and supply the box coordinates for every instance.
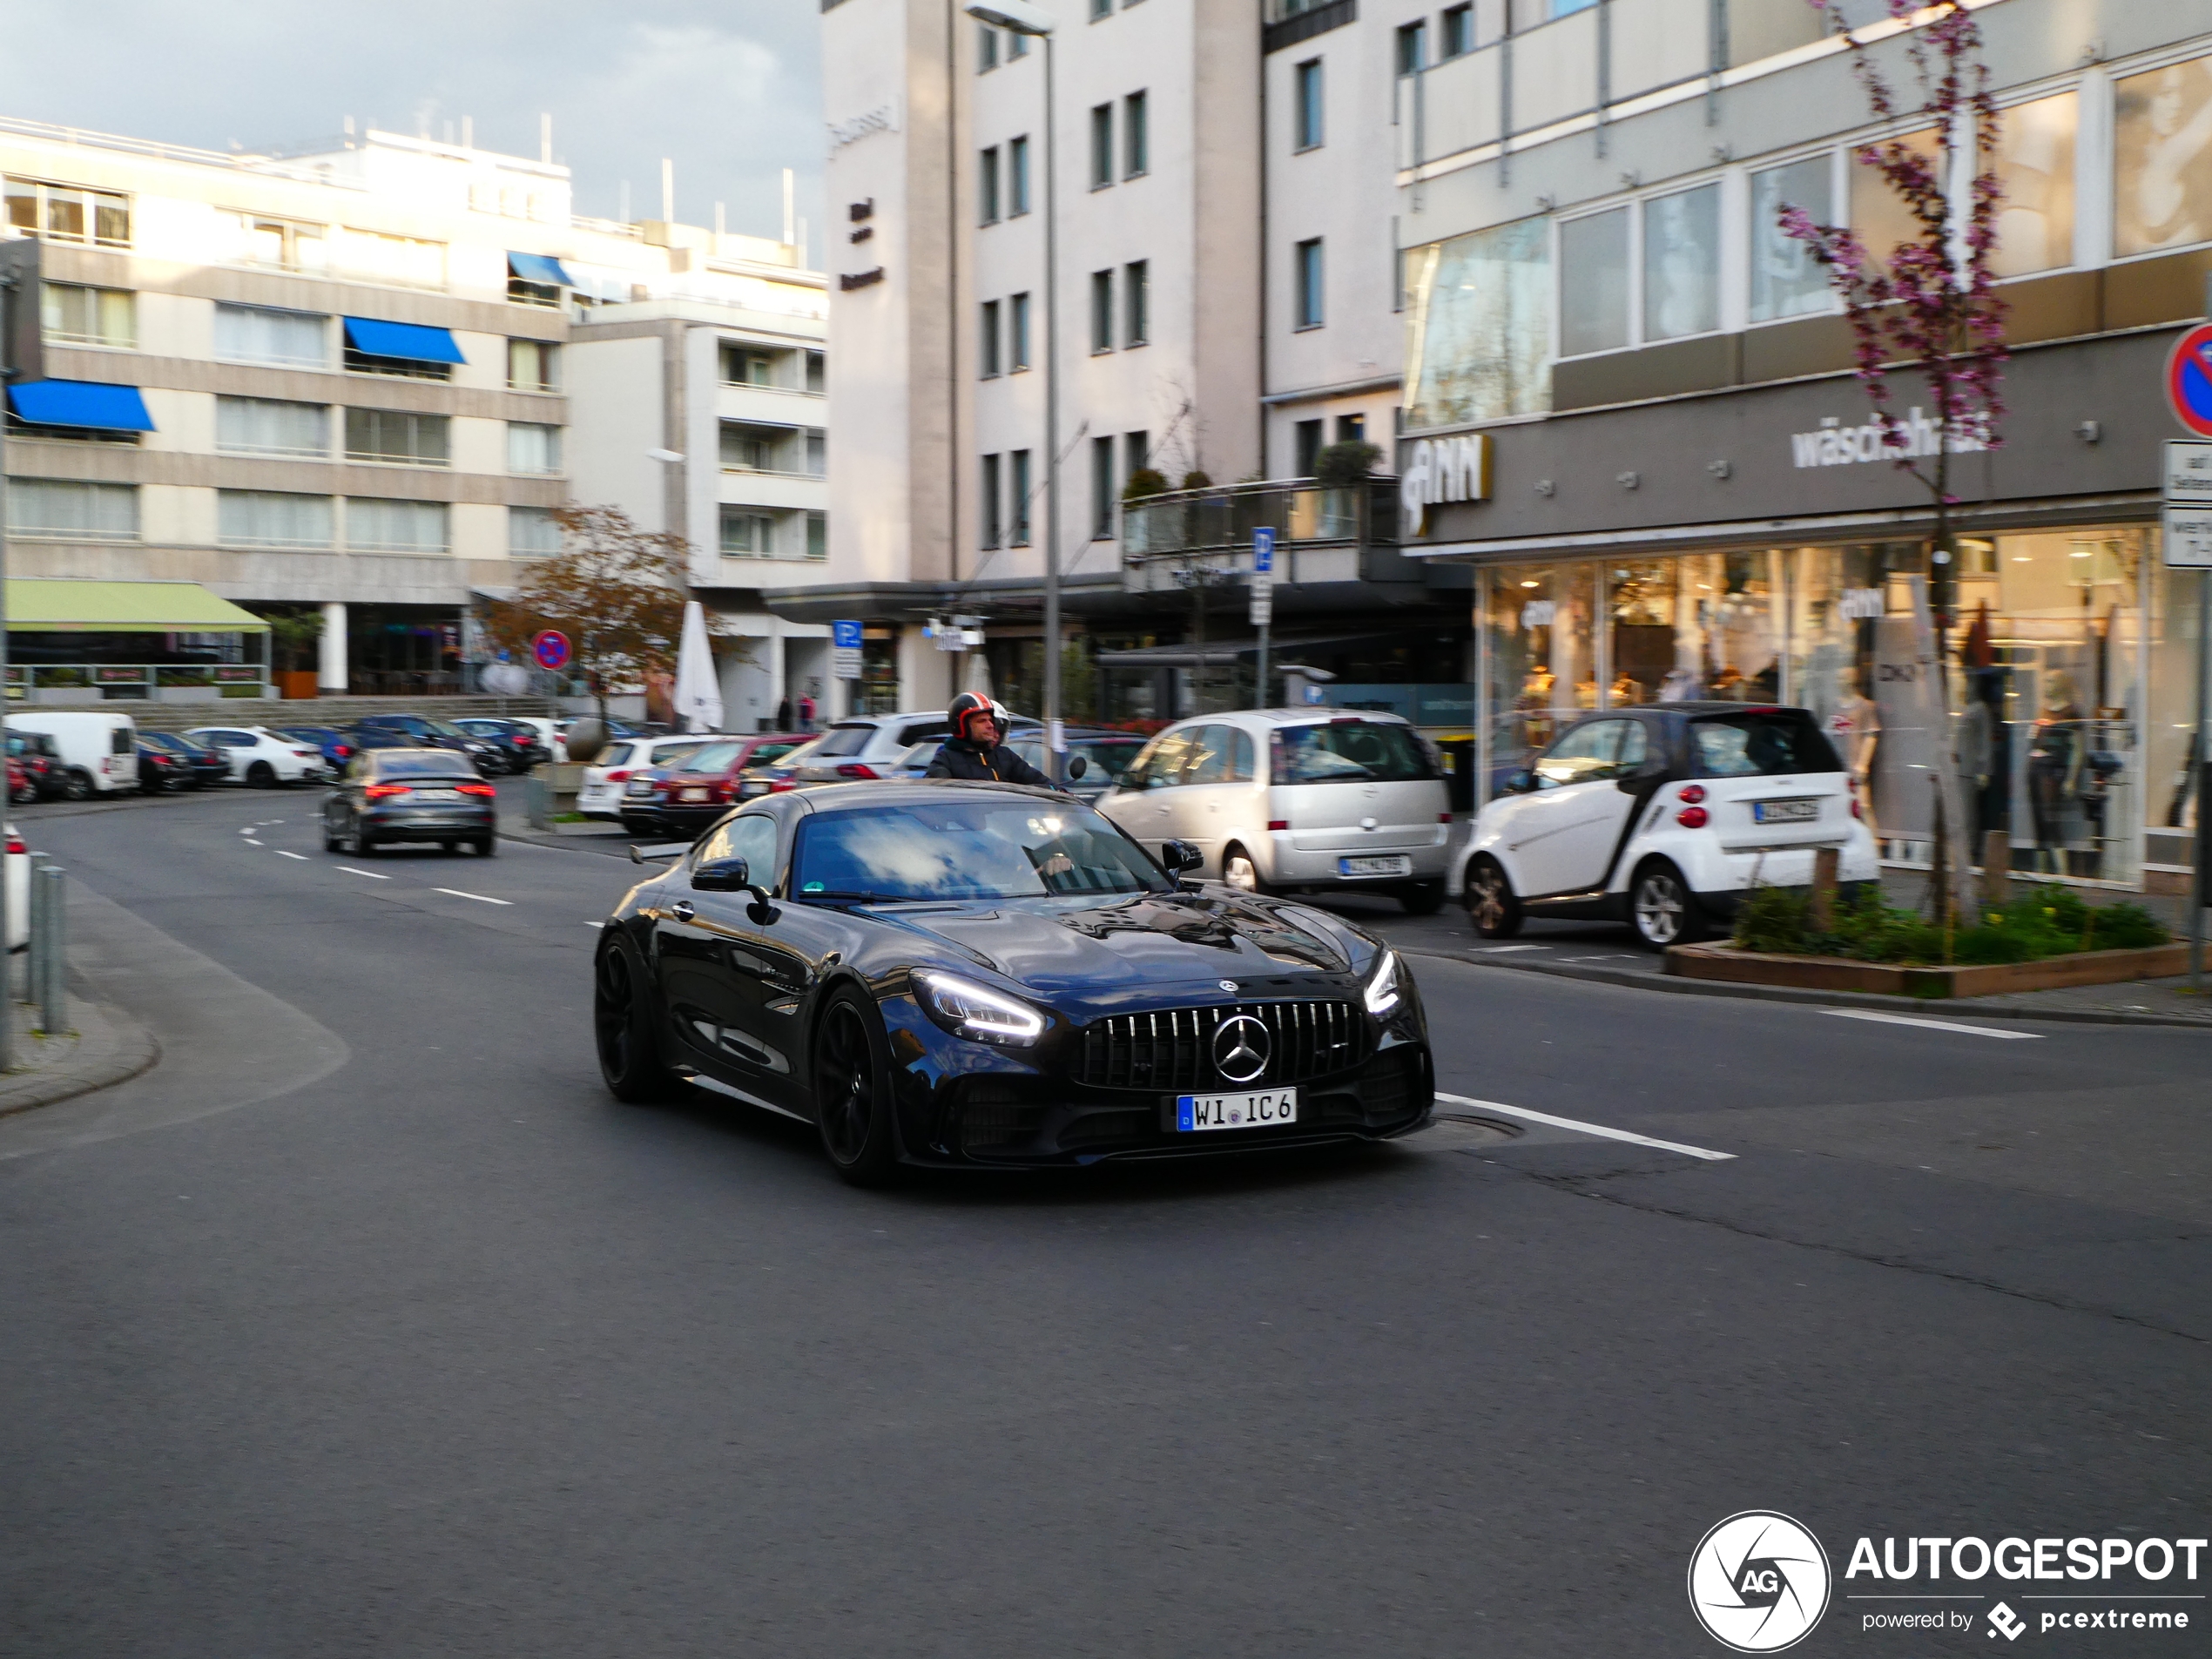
[2192,568,2209,990]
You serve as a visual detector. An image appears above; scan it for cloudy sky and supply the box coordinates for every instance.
[10,0,826,255]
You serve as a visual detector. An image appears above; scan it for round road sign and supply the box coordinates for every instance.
[531,631,571,672]
[2166,323,2212,435]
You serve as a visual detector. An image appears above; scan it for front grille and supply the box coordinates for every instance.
[1074,1001,1367,1092]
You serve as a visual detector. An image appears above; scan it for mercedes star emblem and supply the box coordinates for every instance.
[1218,980,1238,993]
[1211,1015,1271,1085]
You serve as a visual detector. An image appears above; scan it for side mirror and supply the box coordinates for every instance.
[1160,839,1204,876]
[1503,769,1536,795]
[1066,754,1089,781]
[691,856,752,892]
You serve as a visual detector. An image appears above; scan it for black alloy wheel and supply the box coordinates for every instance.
[322,815,341,853]
[1467,857,1521,939]
[10,777,37,806]
[811,988,900,1186]
[344,813,374,857]
[1629,859,1704,950]
[247,760,276,788]
[62,770,93,802]
[593,937,685,1103]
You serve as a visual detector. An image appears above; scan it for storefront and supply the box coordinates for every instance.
[1407,328,2207,894]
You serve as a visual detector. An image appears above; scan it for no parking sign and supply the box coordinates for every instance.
[531,631,570,672]
[2164,322,2212,435]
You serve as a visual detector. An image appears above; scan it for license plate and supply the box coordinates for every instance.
[1176,1088,1298,1132]
[683,788,708,801]
[1752,799,1819,824]
[418,788,458,800]
[1339,854,1412,877]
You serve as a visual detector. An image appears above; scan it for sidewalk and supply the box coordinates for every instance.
[0,989,160,1119]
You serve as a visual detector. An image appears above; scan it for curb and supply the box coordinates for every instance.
[0,993,162,1120]
[496,822,637,859]
[1397,946,2212,1030]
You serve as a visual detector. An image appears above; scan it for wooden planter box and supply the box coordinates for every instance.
[1667,941,2191,999]
[275,671,320,700]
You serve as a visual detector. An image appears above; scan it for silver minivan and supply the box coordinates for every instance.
[1096,711,1453,912]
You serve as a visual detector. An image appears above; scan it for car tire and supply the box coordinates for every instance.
[811,987,901,1187]
[345,818,375,857]
[1629,859,1705,950]
[1221,844,1268,896]
[593,935,686,1103]
[1399,880,1447,915]
[10,779,37,806]
[246,760,276,789]
[322,822,341,853]
[62,770,93,802]
[1466,856,1522,939]
[475,836,497,858]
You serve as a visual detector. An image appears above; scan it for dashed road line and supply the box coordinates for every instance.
[1820,1008,2043,1040]
[277,850,308,860]
[1472,944,1545,954]
[433,888,511,906]
[335,866,389,880]
[1435,1090,1736,1161]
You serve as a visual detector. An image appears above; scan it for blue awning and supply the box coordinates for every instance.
[507,252,574,287]
[341,317,466,364]
[6,380,156,432]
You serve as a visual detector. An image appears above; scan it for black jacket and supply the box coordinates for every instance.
[925,737,1057,788]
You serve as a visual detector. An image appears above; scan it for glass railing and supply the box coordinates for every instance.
[1120,477,1399,563]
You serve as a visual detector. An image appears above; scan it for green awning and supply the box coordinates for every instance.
[3,579,271,634]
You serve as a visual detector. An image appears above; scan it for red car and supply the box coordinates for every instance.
[624,733,812,839]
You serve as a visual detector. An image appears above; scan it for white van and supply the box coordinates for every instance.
[7,711,139,799]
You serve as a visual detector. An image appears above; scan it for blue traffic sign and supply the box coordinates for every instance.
[831,618,864,650]
[1252,527,1275,574]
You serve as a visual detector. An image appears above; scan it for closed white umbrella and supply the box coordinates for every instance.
[672,600,725,733]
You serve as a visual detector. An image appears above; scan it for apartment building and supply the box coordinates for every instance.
[1,117,825,712]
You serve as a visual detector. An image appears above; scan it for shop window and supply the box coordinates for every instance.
[1480,563,1598,778]
[2114,55,2212,259]
[1991,91,2077,277]
[1749,157,1834,325]
[1850,129,1942,269]
[1558,208,1629,357]
[1642,184,1721,341]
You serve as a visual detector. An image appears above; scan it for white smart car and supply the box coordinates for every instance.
[1449,703,1879,948]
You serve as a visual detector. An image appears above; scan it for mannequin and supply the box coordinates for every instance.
[1826,672,1881,839]
[2027,671,2087,875]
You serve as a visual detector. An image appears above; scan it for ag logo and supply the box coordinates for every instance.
[1688,1512,1831,1652]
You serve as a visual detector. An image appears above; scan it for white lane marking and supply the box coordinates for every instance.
[433,888,512,906]
[1473,944,1545,954]
[583,921,604,929]
[242,840,263,847]
[277,850,308,860]
[335,866,389,880]
[1436,1090,1736,1162]
[237,826,255,834]
[1819,1008,2043,1040]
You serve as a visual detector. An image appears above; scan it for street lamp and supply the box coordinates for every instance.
[966,0,1061,778]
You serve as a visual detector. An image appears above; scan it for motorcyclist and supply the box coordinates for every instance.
[926,691,1059,787]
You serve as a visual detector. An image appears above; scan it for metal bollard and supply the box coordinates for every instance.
[37,866,64,1036]
[23,853,44,1012]
[525,773,551,831]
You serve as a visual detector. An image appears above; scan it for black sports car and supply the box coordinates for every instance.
[594,780,1433,1184]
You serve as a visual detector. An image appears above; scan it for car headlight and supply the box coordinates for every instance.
[1363,949,1401,1017]
[911,969,1046,1047]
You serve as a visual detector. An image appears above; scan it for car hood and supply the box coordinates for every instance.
[864,887,1372,1008]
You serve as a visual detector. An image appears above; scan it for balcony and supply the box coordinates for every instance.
[1119,476,1408,595]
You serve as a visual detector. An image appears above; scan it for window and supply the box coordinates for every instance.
[1749,157,1834,323]
[1091,269,1116,351]
[806,510,827,560]
[509,505,563,557]
[1090,0,1110,17]
[2116,59,2212,257]
[1642,184,1722,341]
[1009,450,1031,544]
[216,396,327,458]
[1008,27,1028,56]
[1851,128,1942,267]
[1124,91,1149,179]
[1294,237,1325,329]
[721,421,791,471]
[719,508,776,556]
[722,345,776,386]
[334,226,444,288]
[806,350,826,393]
[214,303,327,368]
[978,19,1000,69]
[1396,21,1426,75]
[3,178,129,246]
[981,453,1003,550]
[981,145,1001,224]
[1124,260,1149,346]
[40,283,134,348]
[1993,91,2078,277]
[1009,293,1032,369]
[507,421,563,474]
[1124,431,1149,479]
[806,428,826,476]
[4,479,136,540]
[1403,216,1552,428]
[1092,437,1116,537]
[1295,419,1324,478]
[1333,413,1365,444]
[1549,0,1598,15]
[347,497,448,552]
[344,342,451,381]
[1441,3,1473,57]
[219,490,334,549]
[1091,105,1114,189]
[1009,137,1031,215]
[981,300,1002,377]
[344,408,450,466]
[1294,59,1325,151]
[509,338,559,391]
[1186,725,1255,785]
[235,214,326,273]
[1558,208,1630,356]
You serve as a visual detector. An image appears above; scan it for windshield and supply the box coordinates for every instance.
[419,718,470,738]
[810,723,875,759]
[1689,712,1841,778]
[792,799,1171,902]
[1274,721,1434,785]
[673,741,742,773]
[374,753,477,779]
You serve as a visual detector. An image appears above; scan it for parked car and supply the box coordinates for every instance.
[352,714,500,773]
[8,712,139,798]
[1096,711,1453,913]
[779,710,963,786]
[452,718,547,773]
[576,736,714,820]
[273,725,358,774]
[736,733,828,800]
[138,731,233,791]
[5,732,65,800]
[136,737,195,793]
[1003,729,1148,802]
[7,759,30,807]
[592,782,1433,1182]
[321,747,498,857]
[627,733,813,839]
[509,718,568,763]
[1450,703,1880,949]
[182,726,328,787]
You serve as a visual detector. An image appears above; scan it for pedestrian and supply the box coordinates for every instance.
[925,691,1058,786]
[776,693,793,731]
[798,690,816,732]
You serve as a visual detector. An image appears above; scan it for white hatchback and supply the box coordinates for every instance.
[1097,711,1453,912]
[577,736,716,819]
